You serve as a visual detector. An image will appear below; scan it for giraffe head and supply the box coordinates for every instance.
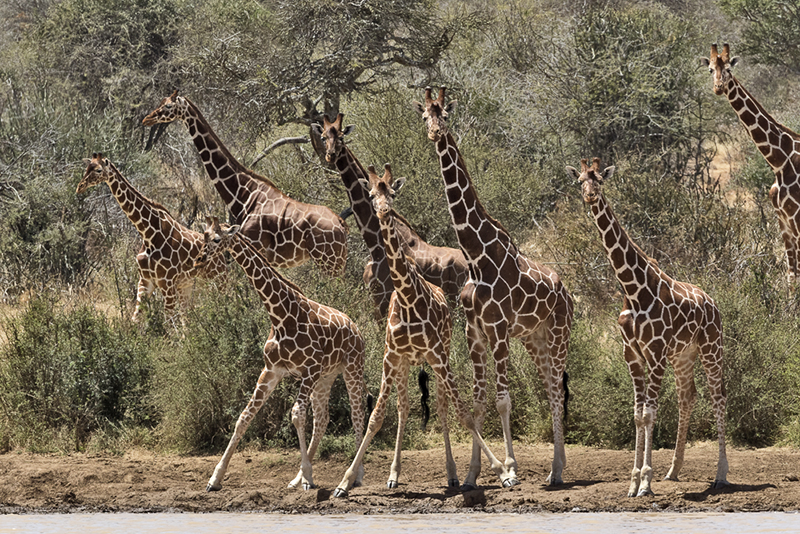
[142,90,188,126]
[413,87,457,142]
[566,157,616,205]
[360,164,406,220]
[700,43,739,96]
[77,153,113,194]
[311,113,355,163]
[195,216,240,269]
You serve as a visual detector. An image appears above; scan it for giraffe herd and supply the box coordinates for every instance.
[74,43,795,497]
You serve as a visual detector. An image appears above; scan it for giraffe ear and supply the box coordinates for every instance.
[225,225,240,236]
[445,100,457,114]
[310,123,323,136]
[391,176,407,194]
[342,124,355,136]
[565,166,581,182]
[83,158,92,166]
[357,177,370,192]
[729,56,739,68]
[699,57,710,68]
[600,166,616,181]
[412,101,425,116]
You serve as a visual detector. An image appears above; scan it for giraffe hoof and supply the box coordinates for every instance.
[448,478,460,488]
[302,482,315,490]
[206,483,222,492]
[712,479,730,489]
[663,475,679,482]
[636,488,654,497]
[546,476,563,486]
[333,488,348,499]
[459,482,479,493]
[502,477,520,488]
[387,480,398,489]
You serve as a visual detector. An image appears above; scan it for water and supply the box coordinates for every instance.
[1,512,798,534]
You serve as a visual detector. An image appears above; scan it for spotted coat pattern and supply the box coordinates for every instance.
[197,219,366,492]
[334,165,511,496]
[76,154,226,325]
[415,88,573,489]
[704,43,800,284]
[314,114,468,320]
[567,158,728,497]
[143,91,348,277]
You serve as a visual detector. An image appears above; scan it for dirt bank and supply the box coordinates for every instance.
[2,442,799,514]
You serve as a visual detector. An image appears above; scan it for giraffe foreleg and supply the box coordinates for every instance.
[288,372,336,489]
[637,351,666,497]
[207,366,284,492]
[463,317,488,491]
[290,377,318,490]
[622,339,647,497]
[664,351,698,483]
[490,331,519,488]
[334,351,399,498]
[132,276,155,322]
[388,359,411,489]
[343,346,367,487]
[432,368,459,488]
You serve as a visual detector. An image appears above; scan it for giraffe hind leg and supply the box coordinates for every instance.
[288,372,337,489]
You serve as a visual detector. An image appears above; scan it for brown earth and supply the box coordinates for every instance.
[2,441,800,514]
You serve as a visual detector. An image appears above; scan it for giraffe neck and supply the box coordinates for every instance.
[726,76,799,173]
[435,132,515,264]
[590,193,660,301]
[378,212,424,309]
[181,99,276,221]
[228,235,305,328]
[105,164,168,242]
[333,147,386,261]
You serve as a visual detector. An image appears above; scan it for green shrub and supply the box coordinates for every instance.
[0,297,154,452]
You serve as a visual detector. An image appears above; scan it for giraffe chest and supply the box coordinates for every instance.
[769,180,800,223]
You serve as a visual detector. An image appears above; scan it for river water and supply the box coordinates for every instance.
[1,512,798,533]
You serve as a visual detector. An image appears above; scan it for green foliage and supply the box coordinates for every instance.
[720,0,800,75]
[0,297,154,452]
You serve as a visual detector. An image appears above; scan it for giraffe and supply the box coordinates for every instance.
[194,217,366,492]
[76,153,226,325]
[333,165,512,497]
[142,91,348,277]
[313,113,468,319]
[703,43,800,285]
[566,157,728,496]
[415,87,573,489]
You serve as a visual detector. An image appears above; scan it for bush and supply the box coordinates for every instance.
[0,297,154,452]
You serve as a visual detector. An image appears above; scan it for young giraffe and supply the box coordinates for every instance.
[333,165,512,497]
[143,91,348,277]
[313,113,468,319]
[703,43,800,285]
[195,217,366,492]
[415,87,573,489]
[566,158,728,496]
[76,153,226,325]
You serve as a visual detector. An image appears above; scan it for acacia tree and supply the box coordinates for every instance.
[173,0,481,160]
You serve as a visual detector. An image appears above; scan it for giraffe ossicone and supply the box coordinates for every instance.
[143,91,349,277]
[703,43,800,285]
[567,157,728,496]
[195,217,366,492]
[416,87,573,490]
[77,153,226,327]
[334,165,511,498]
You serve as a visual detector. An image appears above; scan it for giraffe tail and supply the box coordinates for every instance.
[562,371,570,426]
[339,206,354,220]
[419,367,430,431]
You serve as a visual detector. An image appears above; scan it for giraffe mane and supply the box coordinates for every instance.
[182,97,284,191]
[106,160,174,215]
[232,232,307,297]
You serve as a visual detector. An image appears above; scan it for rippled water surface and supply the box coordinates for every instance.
[2,512,798,533]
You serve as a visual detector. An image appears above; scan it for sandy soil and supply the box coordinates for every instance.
[2,441,800,514]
